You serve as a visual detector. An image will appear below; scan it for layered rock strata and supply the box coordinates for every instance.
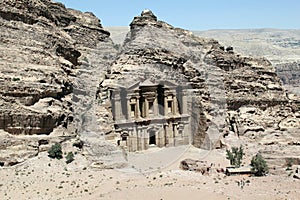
[0,0,119,166]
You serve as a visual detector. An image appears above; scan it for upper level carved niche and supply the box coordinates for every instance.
[111,79,188,122]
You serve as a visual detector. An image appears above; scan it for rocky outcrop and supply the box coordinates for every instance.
[276,62,300,85]
[275,62,300,95]
[180,158,224,175]
[193,29,300,97]
[0,0,118,166]
[180,159,212,175]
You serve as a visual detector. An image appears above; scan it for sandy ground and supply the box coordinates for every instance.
[0,146,299,200]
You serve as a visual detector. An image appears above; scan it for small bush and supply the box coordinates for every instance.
[66,152,74,164]
[251,154,269,176]
[48,143,63,160]
[82,57,89,63]
[113,44,121,50]
[12,77,20,81]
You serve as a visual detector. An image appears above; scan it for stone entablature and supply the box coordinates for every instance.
[111,79,190,151]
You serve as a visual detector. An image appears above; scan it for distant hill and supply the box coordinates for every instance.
[105,26,129,45]
[193,29,300,64]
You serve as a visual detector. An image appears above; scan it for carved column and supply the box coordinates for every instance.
[144,128,148,150]
[136,96,140,118]
[163,123,168,146]
[136,126,141,151]
[112,91,122,121]
[173,122,178,146]
[181,90,188,114]
[173,95,178,115]
[145,98,149,118]
[164,95,168,115]
[153,98,158,116]
[127,97,131,120]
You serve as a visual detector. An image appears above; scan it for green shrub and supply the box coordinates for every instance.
[82,57,89,63]
[226,145,244,168]
[113,44,121,50]
[48,143,63,160]
[251,154,269,176]
[12,77,20,81]
[66,152,74,164]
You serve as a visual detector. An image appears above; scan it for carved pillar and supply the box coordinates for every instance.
[141,98,145,118]
[168,122,174,146]
[153,98,158,116]
[136,97,140,118]
[145,98,149,118]
[144,128,148,150]
[113,93,122,121]
[157,127,163,147]
[156,128,159,147]
[140,127,145,150]
[127,97,131,120]
[164,95,168,115]
[181,90,188,114]
[164,123,168,146]
[173,95,178,115]
[136,129,139,151]
[130,126,138,152]
[173,122,178,146]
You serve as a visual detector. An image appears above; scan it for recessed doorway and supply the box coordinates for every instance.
[149,130,156,145]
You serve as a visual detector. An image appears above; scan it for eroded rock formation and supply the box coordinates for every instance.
[276,62,300,95]
[0,0,118,166]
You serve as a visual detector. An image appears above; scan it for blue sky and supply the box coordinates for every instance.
[56,0,300,30]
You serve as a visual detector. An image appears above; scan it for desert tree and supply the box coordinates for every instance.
[251,153,269,176]
[226,145,244,168]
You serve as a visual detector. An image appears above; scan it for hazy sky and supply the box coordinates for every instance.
[56,0,300,30]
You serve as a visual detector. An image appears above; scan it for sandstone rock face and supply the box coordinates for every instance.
[0,0,118,166]
[275,62,300,95]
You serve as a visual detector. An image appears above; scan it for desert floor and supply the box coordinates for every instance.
[0,146,299,200]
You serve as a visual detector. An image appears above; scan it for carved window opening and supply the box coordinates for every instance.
[130,104,136,118]
[149,101,154,114]
[167,101,172,114]
[179,129,183,138]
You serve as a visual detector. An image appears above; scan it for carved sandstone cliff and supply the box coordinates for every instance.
[0,0,118,166]
[98,11,300,171]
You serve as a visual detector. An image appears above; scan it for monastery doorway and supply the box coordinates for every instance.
[149,130,156,145]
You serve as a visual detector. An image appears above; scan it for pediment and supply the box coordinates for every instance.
[140,78,157,87]
[127,79,180,91]
[159,80,177,88]
[127,81,141,90]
